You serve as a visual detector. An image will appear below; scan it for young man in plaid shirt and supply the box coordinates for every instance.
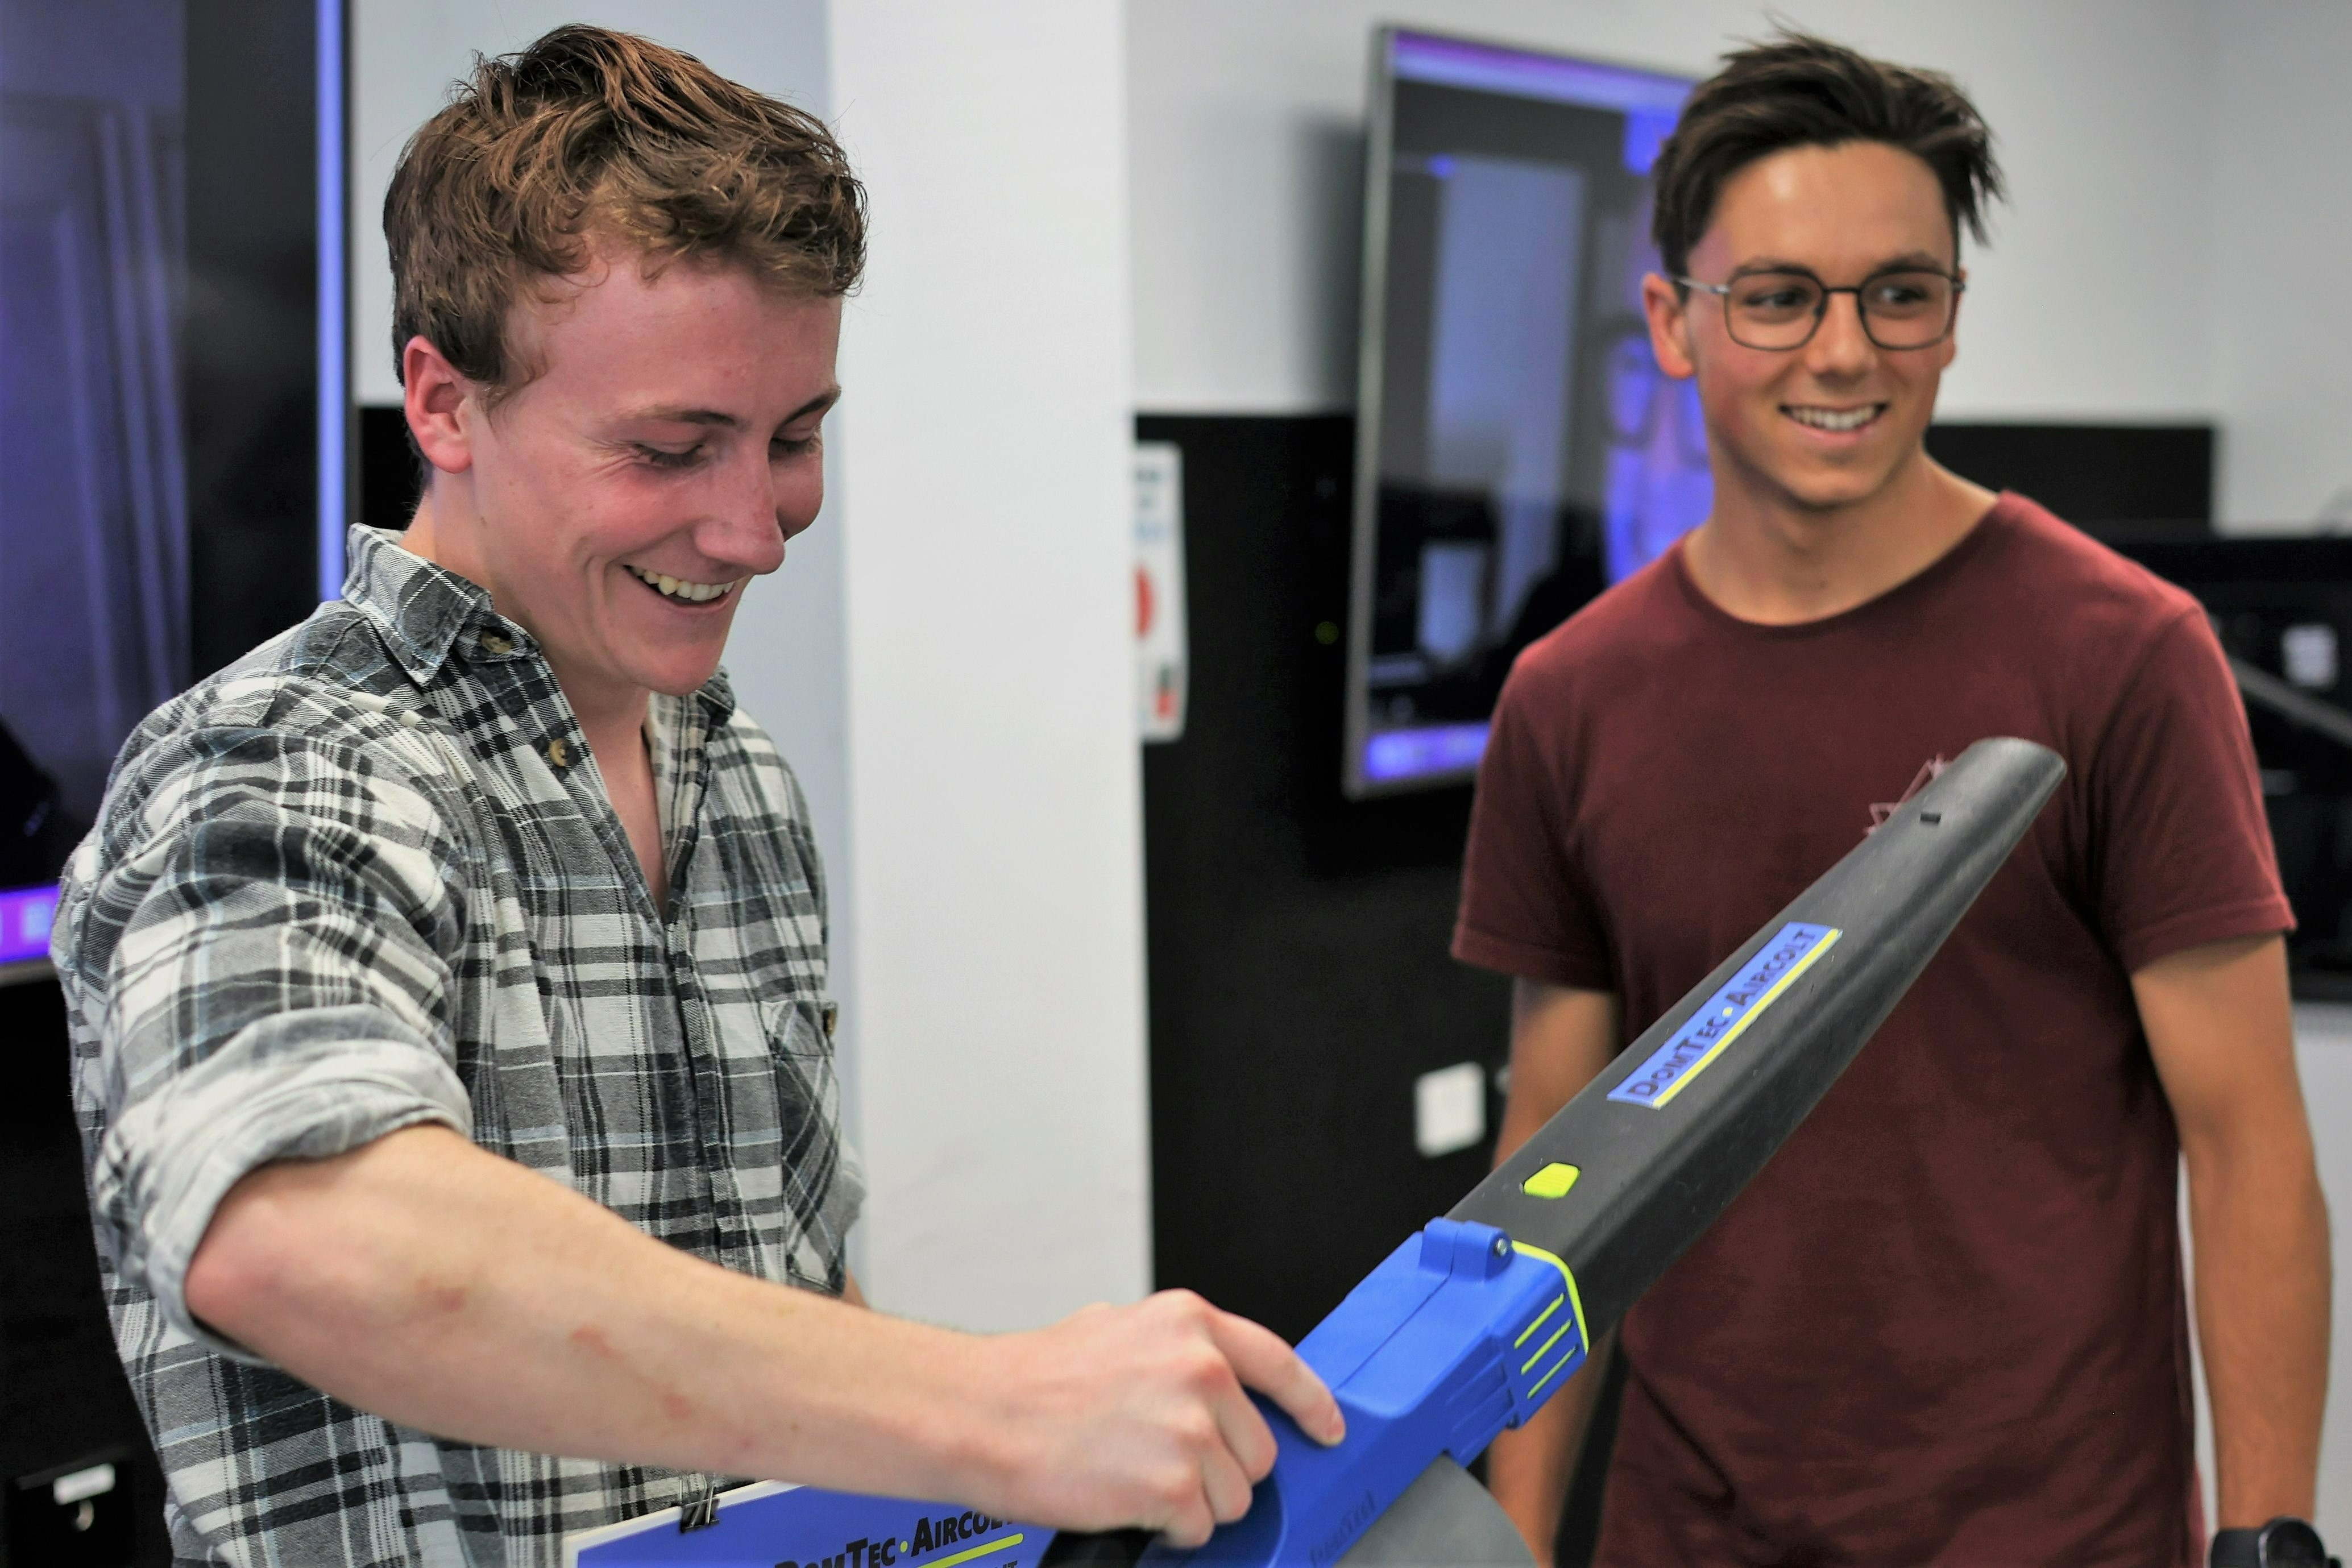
[56,26,1339,1565]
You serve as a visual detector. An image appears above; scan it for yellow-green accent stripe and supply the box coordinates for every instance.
[1520,1314,1575,1375]
[931,1533,1024,1568]
[1647,927,1841,1109]
[1511,1242,1589,1389]
[1513,1294,1561,1350]
[1527,1340,1582,1397]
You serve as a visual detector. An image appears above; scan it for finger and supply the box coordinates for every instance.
[1199,1442,1257,1526]
[1205,1309,1346,1446]
[1158,1481,1216,1551]
[1206,1380,1277,1486]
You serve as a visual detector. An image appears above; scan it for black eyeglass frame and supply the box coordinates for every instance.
[1671,266,1967,352]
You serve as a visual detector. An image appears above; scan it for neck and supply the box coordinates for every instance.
[400,488,652,758]
[1683,443,1997,626]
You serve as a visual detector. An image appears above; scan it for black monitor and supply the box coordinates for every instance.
[0,0,346,977]
[1345,28,1699,797]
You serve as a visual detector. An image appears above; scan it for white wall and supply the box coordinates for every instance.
[823,1,1151,1328]
[1127,0,2216,424]
[2208,2,2352,526]
[350,0,1152,1330]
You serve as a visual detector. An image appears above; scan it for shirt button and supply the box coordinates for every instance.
[545,737,573,770]
[480,632,513,656]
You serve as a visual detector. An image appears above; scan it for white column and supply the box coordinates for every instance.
[823,0,1151,1329]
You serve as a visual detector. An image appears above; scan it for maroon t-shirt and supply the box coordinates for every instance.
[1454,494,2292,1567]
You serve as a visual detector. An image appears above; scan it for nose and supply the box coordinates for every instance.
[1803,289,1877,380]
[698,444,791,576]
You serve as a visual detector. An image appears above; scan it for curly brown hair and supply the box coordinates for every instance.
[384,23,865,400]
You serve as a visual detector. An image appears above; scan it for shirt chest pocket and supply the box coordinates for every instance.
[754,993,839,1067]
[748,994,843,1182]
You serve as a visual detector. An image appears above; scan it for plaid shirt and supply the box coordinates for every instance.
[56,525,860,1566]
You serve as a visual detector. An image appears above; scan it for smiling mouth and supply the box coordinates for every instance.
[1784,403,1888,434]
[625,564,744,605]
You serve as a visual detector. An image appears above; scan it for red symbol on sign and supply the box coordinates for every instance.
[1136,567,1155,638]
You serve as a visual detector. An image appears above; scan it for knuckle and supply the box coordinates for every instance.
[1152,1465,1198,1513]
[1157,1288,1210,1322]
[1174,1411,1219,1452]
[1180,1345,1230,1391]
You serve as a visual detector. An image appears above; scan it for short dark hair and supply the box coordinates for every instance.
[1650,31,2003,280]
[385,23,865,401]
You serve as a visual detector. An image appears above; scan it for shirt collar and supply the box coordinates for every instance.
[343,524,520,684]
[342,523,739,723]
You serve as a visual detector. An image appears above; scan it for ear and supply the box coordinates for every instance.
[402,335,478,475]
[1641,272,1699,381]
[1937,265,1968,370]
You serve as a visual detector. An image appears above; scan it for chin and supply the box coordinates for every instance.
[654,670,725,699]
[1772,459,1907,513]
[630,654,729,700]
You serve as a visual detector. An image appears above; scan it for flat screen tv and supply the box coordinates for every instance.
[0,0,346,979]
[1345,28,1700,797]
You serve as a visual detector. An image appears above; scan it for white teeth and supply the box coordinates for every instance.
[627,565,740,603]
[1787,404,1884,432]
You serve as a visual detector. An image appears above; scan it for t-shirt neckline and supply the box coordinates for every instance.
[1666,493,2020,641]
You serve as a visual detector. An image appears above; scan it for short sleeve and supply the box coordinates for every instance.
[57,724,474,1359]
[2090,608,2295,972]
[1451,669,1616,990]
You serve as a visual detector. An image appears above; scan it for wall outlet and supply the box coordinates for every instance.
[1414,1061,1487,1158]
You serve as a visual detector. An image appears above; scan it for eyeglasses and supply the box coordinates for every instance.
[1673,268,1964,351]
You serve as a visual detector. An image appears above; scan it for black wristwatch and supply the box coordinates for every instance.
[2210,1517,2338,1568]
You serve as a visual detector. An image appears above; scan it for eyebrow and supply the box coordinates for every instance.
[622,385,843,429]
[1731,251,1952,277]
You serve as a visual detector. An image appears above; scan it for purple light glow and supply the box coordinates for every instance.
[1390,31,1689,120]
[0,883,59,966]
[1364,723,1491,783]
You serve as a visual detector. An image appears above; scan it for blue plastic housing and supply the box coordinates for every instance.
[1140,1217,1585,1565]
[569,1483,1046,1567]
[565,1218,1583,1568]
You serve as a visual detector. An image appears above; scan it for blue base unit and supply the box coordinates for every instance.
[565,1219,1583,1568]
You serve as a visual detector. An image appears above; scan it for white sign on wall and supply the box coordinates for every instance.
[1135,442,1188,742]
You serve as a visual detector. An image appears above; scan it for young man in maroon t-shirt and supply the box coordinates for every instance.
[1455,34,2333,1568]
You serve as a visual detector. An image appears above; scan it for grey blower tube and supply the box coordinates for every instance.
[1047,736,2065,1567]
[1459,735,2067,1331]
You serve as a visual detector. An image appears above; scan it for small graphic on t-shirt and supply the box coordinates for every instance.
[1869,756,1950,833]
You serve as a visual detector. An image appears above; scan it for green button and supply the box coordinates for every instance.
[1522,1162,1580,1199]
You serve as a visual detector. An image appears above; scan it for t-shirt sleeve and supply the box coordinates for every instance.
[2091,606,2295,972]
[57,723,474,1361]
[1452,668,1616,990]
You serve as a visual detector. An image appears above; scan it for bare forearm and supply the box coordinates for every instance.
[2136,937,2331,1529]
[185,1125,1348,1542]
[187,1126,974,1498]
[1488,981,1622,1563]
[2187,1139,2331,1525]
